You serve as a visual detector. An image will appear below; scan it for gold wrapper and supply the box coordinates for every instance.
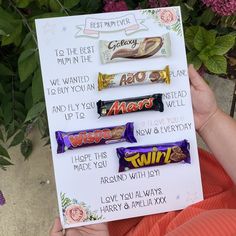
[98,66,170,91]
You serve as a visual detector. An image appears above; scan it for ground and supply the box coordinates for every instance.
[0,75,235,236]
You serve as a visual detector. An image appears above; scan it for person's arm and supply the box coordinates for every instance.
[189,64,236,184]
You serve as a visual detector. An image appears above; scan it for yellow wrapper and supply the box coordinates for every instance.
[98,66,170,91]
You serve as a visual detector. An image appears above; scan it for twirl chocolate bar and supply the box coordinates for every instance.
[98,66,170,91]
[117,140,190,172]
[55,122,137,153]
[97,93,164,117]
[100,33,171,64]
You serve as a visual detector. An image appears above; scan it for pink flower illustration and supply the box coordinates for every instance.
[65,204,87,224]
[158,9,178,25]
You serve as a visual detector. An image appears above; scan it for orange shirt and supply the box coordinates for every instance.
[109,149,236,236]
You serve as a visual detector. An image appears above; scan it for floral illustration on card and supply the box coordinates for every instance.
[142,8,182,36]
[61,193,103,224]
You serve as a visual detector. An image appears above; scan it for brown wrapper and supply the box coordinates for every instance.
[98,66,170,91]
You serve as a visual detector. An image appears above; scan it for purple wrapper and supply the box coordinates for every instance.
[56,122,137,153]
[117,140,190,172]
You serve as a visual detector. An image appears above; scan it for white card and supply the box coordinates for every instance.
[35,7,203,228]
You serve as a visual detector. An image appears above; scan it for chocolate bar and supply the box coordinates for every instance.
[117,140,190,172]
[56,122,137,153]
[100,33,171,64]
[97,93,164,117]
[98,66,170,91]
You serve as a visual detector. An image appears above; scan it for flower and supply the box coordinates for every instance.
[202,0,236,16]
[103,0,128,12]
[65,204,87,224]
[198,66,206,77]
[148,0,169,8]
[158,9,178,25]
[0,190,6,206]
[148,0,159,8]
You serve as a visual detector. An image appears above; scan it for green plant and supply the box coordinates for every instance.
[0,0,103,170]
[186,26,235,74]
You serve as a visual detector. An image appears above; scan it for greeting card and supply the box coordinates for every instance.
[35,7,203,228]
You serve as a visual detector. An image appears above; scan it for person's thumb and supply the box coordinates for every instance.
[188,64,207,89]
[50,217,64,236]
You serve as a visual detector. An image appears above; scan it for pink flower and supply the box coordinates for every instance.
[158,9,177,25]
[148,0,159,8]
[148,0,169,8]
[198,66,206,77]
[202,0,236,16]
[103,0,128,12]
[65,204,87,224]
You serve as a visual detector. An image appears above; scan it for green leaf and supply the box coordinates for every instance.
[14,110,26,122]
[0,29,7,36]
[7,122,17,140]
[3,102,13,126]
[15,0,31,8]
[64,0,80,9]
[185,26,199,50]
[32,68,44,103]
[209,35,235,56]
[0,129,4,141]
[0,83,5,94]
[187,51,202,70]
[204,55,227,74]
[49,0,61,12]
[21,32,33,48]
[199,8,215,26]
[194,27,216,51]
[36,0,49,8]
[2,21,22,46]
[14,101,25,112]
[80,0,101,12]
[21,139,32,160]
[18,49,38,82]
[14,91,25,104]
[0,156,13,166]
[180,3,190,22]
[221,15,236,28]
[0,144,10,159]
[24,87,33,110]
[9,131,24,147]
[125,0,137,9]
[0,63,14,76]
[0,7,15,22]
[186,0,197,7]
[24,102,45,122]
[198,45,212,62]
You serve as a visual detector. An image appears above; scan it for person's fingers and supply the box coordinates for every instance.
[188,64,207,89]
[65,228,81,236]
[50,217,64,236]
